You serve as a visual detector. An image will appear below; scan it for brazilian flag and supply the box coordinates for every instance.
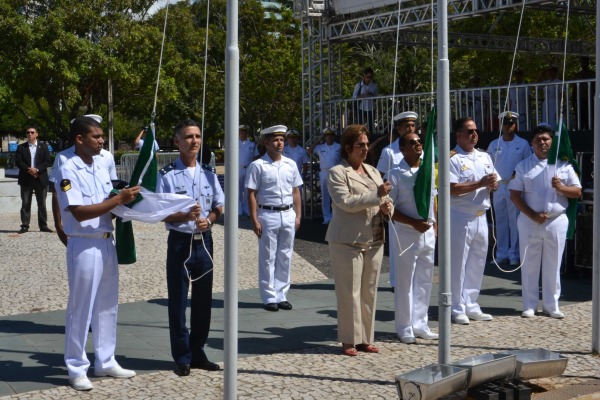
[115,123,158,264]
[547,121,580,240]
[413,106,437,220]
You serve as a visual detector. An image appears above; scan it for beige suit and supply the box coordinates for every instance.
[326,160,388,344]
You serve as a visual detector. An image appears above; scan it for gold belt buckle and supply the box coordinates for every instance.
[103,232,110,239]
[476,210,485,216]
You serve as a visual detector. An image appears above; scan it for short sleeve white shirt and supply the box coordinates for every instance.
[245,154,303,206]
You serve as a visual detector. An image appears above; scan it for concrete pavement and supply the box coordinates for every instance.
[0,212,598,399]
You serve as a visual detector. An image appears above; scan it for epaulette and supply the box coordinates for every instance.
[450,150,458,158]
[201,163,216,174]
[159,162,176,176]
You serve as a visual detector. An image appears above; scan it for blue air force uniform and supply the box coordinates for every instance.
[55,156,119,379]
[157,159,224,366]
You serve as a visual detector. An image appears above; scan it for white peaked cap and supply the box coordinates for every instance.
[393,111,418,122]
[498,111,519,121]
[260,125,287,136]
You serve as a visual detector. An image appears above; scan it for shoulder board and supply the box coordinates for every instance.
[450,150,458,158]
[159,162,176,176]
[202,164,216,174]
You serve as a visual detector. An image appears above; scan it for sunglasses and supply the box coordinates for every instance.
[461,128,479,135]
[353,143,370,149]
[26,131,36,134]
[502,120,516,125]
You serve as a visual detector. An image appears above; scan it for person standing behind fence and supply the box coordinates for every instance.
[283,128,310,190]
[239,124,260,217]
[309,127,341,224]
[134,126,160,151]
[15,125,52,234]
[509,67,530,129]
[352,67,378,134]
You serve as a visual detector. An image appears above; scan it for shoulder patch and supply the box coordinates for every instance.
[450,150,458,158]
[159,162,176,176]
[60,179,72,192]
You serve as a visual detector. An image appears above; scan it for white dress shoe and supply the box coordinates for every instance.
[94,364,136,379]
[400,335,416,344]
[521,309,535,318]
[466,312,493,321]
[543,309,565,319]
[452,314,470,325]
[414,330,439,340]
[69,375,93,391]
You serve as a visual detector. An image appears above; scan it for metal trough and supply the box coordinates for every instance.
[498,348,568,380]
[395,364,468,400]
[450,353,516,388]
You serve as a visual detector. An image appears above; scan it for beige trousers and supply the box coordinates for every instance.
[329,241,383,345]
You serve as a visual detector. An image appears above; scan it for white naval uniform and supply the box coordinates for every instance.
[313,142,341,223]
[49,146,118,183]
[388,159,436,338]
[509,155,580,313]
[376,138,403,288]
[55,156,118,379]
[449,146,499,317]
[239,139,260,216]
[487,136,531,262]
[246,154,303,304]
[282,144,310,176]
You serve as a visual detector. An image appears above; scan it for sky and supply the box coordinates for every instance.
[148,0,184,15]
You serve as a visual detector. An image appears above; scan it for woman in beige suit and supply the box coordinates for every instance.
[326,124,393,356]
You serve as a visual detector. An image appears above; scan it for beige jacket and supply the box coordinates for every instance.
[325,159,389,244]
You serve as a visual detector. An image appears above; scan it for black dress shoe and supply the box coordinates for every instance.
[277,301,293,310]
[18,227,28,234]
[264,303,279,312]
[40,227,53,233]
[174,363,190,376]
[191,360,221,371]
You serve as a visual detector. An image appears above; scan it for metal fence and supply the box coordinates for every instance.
[328,78,595,134]
[117,152,216,182]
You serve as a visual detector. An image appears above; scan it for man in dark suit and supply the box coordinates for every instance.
[15,126,53,234]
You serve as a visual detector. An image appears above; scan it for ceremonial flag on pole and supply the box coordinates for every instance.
[547,119,580,240]
[414,106,437,220]
[115,123,158,264]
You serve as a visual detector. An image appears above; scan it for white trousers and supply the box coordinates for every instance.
[239,167,249,216]
[450,213,488,316]
[65,237,119,378]
[319,171,332,222]
[517,213,567,313]
[393,223,435,337]
[257,209,296,304]
[492,184,520,260]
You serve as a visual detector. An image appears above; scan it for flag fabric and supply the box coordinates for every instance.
[547,120,580,240]
[115,123,159,264]
[112,189,196,223]
[413,106,436,220]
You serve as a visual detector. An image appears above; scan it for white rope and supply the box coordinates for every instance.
[186,0,214,283]
[152,2,170,121]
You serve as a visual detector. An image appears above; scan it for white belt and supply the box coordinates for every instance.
[69,232,112,239]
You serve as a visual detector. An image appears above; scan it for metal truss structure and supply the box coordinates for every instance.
[295,0,595,218]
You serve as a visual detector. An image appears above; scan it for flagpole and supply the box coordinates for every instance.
[591,0,600,353]
[436,0,452,364]
[224,0,240,395]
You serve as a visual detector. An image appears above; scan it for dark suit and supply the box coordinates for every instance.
[14,141,52,230]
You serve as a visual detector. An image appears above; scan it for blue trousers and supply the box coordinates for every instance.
[166,230,213,365]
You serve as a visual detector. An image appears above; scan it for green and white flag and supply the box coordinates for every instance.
[413,106,436,221]
[547,119,580,240]
[115,123,158,264]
